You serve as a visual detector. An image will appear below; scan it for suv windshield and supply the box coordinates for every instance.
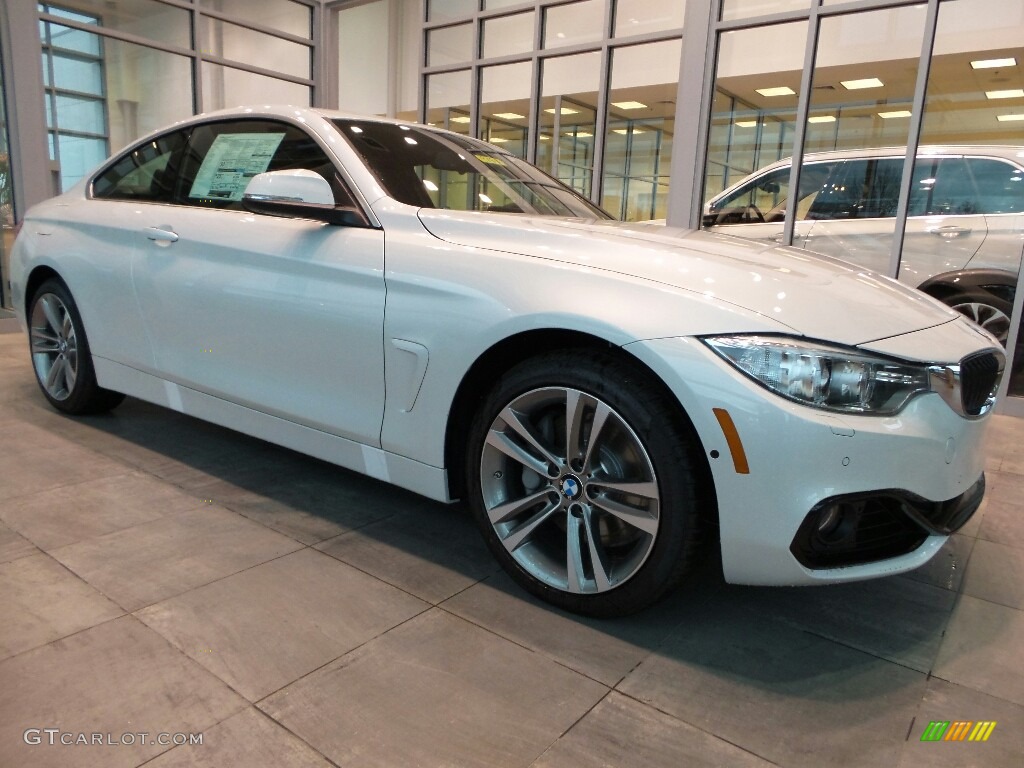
[334,119,611,219]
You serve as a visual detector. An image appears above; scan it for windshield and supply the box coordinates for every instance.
[334,119,611,219]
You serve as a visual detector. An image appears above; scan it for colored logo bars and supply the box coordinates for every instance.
[920,721,997,742]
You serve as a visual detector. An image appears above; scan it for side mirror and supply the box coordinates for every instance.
[242,169,371,227]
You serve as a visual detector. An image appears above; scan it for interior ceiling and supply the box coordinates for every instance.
[715,48,1023,138]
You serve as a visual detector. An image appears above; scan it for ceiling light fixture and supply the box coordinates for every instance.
[986,89,1024,99]
[489,137,509,143]
[449,115,471,123]
[971,57,1016,69]
[544,107,579,115]
[807,115,836,123]
[878,110,912,118]
[734,120,758,128]
[612,101,648,110]
[997,114,1024,121]
[755,86,795,97]
[841,78,884,90]
[493,112,525,120]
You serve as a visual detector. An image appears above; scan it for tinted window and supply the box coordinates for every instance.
[909,157,979,216]
[92,129,189,202]
[175,119,347,210]
[807,158,903,220]
[711,162,839,223]
[969,158,1024,214]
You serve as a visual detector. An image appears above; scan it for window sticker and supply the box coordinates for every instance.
[188,132,286,202]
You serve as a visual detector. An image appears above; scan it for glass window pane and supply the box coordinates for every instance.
[614,0,685,37]
[44,0,190,48]
[720,0,812,22]
[545,1,605,49]
[203,18,311,80]
[428,23,474,66]
[428,0,478,22]
[482,61,531,158]
[200,0,312,38]
[482,11,534,59]
[202,63,311,111]
[55,93,105,135]
[57,133,108,189]
[484,0,529,9]
[426,69,472,134]
[602,40,681,221]
[704,20,807,226]
[1,42,16,309]
[338,0,390,116]
[46,22,101,56]
[540,52,600,197]
[52,51,104,95]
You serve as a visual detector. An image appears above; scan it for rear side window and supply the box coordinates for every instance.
[968,158,1024,214]
[174,119,348,210]
[92,129,190,202]
[807,158,903,220]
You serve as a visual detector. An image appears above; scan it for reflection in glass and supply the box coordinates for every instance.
[426,70,472,134]
[482,61,531,158]
[428,0,478,22]
[428,23,474,66]
[203,17,311,80]
[602,40,681,221]
[203,63,310,111]
[40,0,191,48]
[910,0,1024,379]
[482,11,535,59]
[544,0,604,49]
[1,42,15,308]
[720,0,811,22]
[338,0,389,116]
[704,21,807,209]
[614,0,684,37]
[540,52,600,197]
[200,0,312,38]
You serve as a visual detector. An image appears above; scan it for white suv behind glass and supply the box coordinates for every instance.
[705,147,1024,344]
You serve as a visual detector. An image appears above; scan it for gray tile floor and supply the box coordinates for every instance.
[1,314,1022,767]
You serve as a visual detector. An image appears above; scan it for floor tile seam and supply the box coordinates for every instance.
[0,610,128,666]
[0,462,142,504]
[608,688,782,766]
[251,601,437,706]
[922,672,1024,710]
[525,687,615,768]
[225,502,405,547]
[788,624,938,678]
[432,595,618,690]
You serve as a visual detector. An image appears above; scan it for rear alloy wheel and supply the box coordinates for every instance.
[466,350,709,617]
[944,292,1012,346]
[29,279,124,414]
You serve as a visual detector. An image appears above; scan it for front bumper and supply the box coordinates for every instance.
[625,334,994,586]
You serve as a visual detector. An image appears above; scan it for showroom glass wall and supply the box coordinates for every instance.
[700,0,1024,407]
[420,0,685,221]
[1,37,14,309]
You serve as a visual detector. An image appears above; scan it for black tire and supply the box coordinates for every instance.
[465,349,711,617]
[940,291,1013,347]
[27,278,125,415]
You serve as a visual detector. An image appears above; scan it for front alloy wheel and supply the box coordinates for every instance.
[467,350,709,617]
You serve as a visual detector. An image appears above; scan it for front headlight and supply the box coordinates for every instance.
[703,335,931,415]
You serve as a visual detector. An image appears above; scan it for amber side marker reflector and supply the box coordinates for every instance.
[712,408,750,475]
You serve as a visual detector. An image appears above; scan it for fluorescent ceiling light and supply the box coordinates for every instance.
[997,114,1024,121]
[755,86,795,97]
[422,180,439,191]
[539,134,551,141]
[493,112,525,120]
[545,107,579,115]
[612,128,646,134]
[565,131,592,137]
[612,101,648,110]
[349,126,363,133]
[489,137,509,143]
[449,115,471,123]
[734,120,758,128]
[878,110,912,118]
[807,115,836,123]
[986,89,1024,99]
[971,57,1016,69]
[403,137,417,145]
[841,78,884,90]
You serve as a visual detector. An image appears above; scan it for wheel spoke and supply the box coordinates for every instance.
[40,295,63,336]
[565,389,586,463]
[63,355,77,392]
[501,499,560,551]
[486,428,553,477]
[46,356,65,392]
[589,493,659,536]
[566,513,586,593]
[500,407,561,469]
[581,402,611,473]
[487,489,552,526]
[587,479,659,503]
[582,507,611,591]
[30,328,60,353]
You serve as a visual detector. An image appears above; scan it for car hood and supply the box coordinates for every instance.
[416,210,959,347]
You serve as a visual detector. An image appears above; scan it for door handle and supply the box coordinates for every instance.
[928,226,971,239]
[144,226,179,243]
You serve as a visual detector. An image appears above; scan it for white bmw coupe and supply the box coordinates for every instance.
[9,106,1004,616]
